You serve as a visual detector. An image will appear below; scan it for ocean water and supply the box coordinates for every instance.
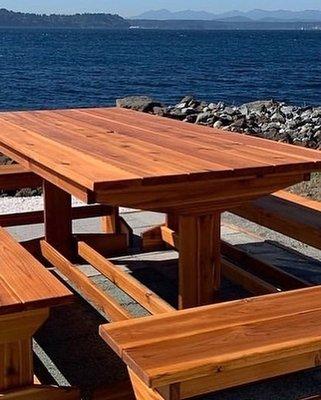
[0,28,321,111]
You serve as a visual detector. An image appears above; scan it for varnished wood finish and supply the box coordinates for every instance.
[40,240,131,321]
[0,309,49,391]
[145,225,307,294]
[180,351,321,398]
[78,242,174,314]
[0,108,320,207]
[100,286,321,390]
[221,241,310,291]
[221,258,280,295]
[74,233,127,256]
[2,107,321,311]
[0,227,73,313]
[0,204,114,228]
[128,370,180,400]
[102,207,120,234]
[179,214,220,308]
[233,190,321,250]
[43,181,73,259]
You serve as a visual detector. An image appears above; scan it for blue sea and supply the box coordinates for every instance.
[0,28,321,111]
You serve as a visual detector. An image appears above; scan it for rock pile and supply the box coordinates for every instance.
[117,96,321,150]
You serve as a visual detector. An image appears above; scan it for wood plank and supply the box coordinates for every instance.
[0,228,73,313]
[0,119,141,191]
[0,205,113,228]
[43,181,73,260]
[13,110,221,180]
[54,109,276,176]
[232,190,321,250]
[0,164,42,190]
[180,350,321,398]
[222,258,280,295]
[111,108,321,162]
[221,241,310,290]
[100,286,321,357]
[40,241,131,321]
[74,233,127,256]
[78,242,174,315]
[95,172,308,213]
[93,107,317,173]
[101,304,321,388]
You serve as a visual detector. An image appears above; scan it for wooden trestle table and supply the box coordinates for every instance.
[0,106,321,310]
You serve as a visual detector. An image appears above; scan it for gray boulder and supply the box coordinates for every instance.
[116,96,163,112]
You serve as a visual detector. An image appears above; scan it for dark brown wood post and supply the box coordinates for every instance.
[43,180,73,260]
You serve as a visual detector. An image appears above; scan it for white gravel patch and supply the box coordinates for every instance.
[0,196,84,214]
[0,196,135,215]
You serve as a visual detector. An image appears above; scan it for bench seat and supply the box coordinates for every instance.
[0,227,73,395]
[232,190,321,249]
[100,286,321,399]
[0,227,73,313]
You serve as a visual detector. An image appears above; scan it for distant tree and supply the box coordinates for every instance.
[0,9,130,28]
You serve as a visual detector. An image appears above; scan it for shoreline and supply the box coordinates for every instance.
[117,95,321,150]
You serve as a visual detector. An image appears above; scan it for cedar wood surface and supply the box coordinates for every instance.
[0,107,321,207]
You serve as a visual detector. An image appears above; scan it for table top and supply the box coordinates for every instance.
[0,107,320,205]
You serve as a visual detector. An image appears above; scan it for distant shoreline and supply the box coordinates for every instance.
[1,8,321,30]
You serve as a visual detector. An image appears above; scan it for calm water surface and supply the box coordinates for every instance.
[0,28,321,111]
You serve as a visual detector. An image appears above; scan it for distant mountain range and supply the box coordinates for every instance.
[1,8,321,30]
[132,8,321,22]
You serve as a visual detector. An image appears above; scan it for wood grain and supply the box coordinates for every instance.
[0,108,320,208]
[232,189,321,250]
[100,286,321,388]
[43,181,73,259]
[78,242,174,315]
[41,240,131,321]
[0,227,73,314]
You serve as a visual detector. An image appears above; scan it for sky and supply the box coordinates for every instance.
[2,0,321,17]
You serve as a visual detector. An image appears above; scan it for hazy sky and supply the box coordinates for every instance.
[2,0,321,17]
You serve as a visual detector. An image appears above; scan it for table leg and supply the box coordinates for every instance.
[43,181,73,259]
[178,213,221,309]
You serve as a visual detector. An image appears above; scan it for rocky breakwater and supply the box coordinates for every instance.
[117,96,321,150]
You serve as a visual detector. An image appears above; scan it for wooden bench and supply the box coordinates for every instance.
[0,227,78,399]
[100,286,321,400]
[232,190,321,250]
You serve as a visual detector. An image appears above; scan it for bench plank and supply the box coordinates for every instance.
[232,190,321,249]
[0,228,73,314]
[100,286,321,389]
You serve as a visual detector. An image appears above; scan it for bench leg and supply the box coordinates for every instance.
[43,181,73,260]
[101,207,133,247]
[128,369,180,400]
[0,309,49,391]
[179,213,221,309]
[101,207,120,234]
